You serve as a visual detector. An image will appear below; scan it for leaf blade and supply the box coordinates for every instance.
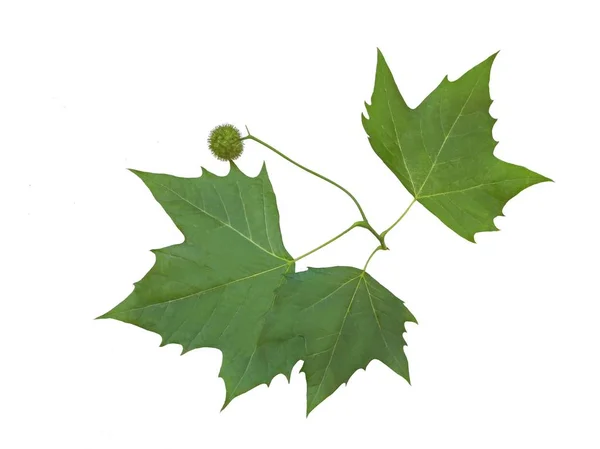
[265,266,416,415]
[363,50,551,241]
[100,162,301,406]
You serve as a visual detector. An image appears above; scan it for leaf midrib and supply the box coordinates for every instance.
[147,178,290,262]
[225,262,295,404]
[309,274,363,410]
[383,67,416,193]
[415,75,482,198]
[364,278,406,373]
[418,177,540,199]
[110,263,289,316]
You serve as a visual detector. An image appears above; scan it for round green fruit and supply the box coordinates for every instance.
[208,124,244,161]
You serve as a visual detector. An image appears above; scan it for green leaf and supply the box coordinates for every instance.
[99,162,302,408]
[362,50,551,242]
[264,266,416,415]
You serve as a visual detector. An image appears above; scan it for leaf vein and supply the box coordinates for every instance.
[146,179,288,262]
[309,276,363,410]
[416,75,482,197]
[112,264,287,315]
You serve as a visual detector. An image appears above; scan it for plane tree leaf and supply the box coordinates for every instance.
[362,50,551,241]
[263,266,416,415]
[99,162,302,408]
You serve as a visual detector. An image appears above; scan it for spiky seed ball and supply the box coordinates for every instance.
[208,124,244,161]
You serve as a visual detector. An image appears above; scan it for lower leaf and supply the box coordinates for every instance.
[264,266,416,415]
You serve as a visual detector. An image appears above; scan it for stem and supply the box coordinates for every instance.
[362,199,417,273]
[380,199,417,240]
[362,246,383,272]
[293,222,361,262]
[242,133,386,246]
[245,135,367,220]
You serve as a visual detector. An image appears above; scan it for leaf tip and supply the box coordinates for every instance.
[95,307,118,320]
[180,345,193,355]
[361,112,368,128]
[405,308,418,325]
[200,165,219,179]
[479,50,500,73]
[305,404,314,418]
[220,395,233,412]
[127,168,146,179]
[375,47,388,66]
[258,160,269,178]
[541,174,554,184]
[228,160,240,173]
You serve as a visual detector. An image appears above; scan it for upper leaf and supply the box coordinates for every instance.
[99,162,302,408]
[264,266,416,415]
[362,50,551,241]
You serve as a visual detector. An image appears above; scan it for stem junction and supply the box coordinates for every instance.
[241,128,416,268]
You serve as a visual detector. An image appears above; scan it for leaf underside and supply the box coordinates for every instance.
[362,50,551,241]
[99,162,302,408]
[264,267,416,415]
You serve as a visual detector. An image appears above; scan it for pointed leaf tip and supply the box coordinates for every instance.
[484,50,499,68]
[127,168,145,178]
[256,160,270,180]
[376,48,388,65]
[199,165,217,178]
[229,160,239,172]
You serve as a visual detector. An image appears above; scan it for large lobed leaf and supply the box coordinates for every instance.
[99,162,302,408]
[264,267,416,415]
[363,50,551,241]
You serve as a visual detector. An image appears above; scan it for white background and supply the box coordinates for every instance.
[1,1,598,447]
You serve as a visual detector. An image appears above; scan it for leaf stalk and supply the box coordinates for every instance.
[362,199,417,272]
[241,132,386,248]
[240,131,418,269]
[362,246,383,272]
[293,221,362,263]
[380,199,417,240]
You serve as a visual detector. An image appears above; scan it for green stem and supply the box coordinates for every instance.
[242,133,386,248]
[245,135,366,219]
[362,246,383,272]
[293,222,361,263]
[380,199,417,240]
[362,199,417,272]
